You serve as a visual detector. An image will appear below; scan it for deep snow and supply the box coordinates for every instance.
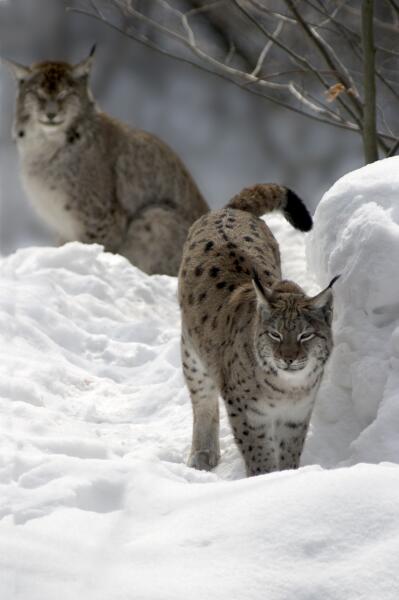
[306,156,399,468]
[1,173,399,599]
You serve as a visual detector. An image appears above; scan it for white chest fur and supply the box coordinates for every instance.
[21,170,81,242]
[248,359,321,427]
[18,132,82,242]
[248,391,316,426]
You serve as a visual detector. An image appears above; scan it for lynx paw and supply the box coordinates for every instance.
[188,450,220,471]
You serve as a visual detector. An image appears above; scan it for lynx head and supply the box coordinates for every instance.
[3,45,96,139]
[252,275,339,375]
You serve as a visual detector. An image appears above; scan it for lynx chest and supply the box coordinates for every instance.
[18,137,83,242]
[21,169,82,242]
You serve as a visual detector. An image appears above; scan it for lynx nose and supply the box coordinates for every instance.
[45,101,58,121]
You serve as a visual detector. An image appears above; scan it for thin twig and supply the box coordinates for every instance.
[251,20,284,77]
[387,137,399,156]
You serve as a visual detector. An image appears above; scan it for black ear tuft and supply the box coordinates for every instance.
[284,189,313,232]
[253,272,266,298]
[328,274,341,288]
[252,272,272,311]
[309,275,340,313]
[72,45,96,79]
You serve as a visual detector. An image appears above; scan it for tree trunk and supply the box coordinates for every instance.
[361,0,378,163]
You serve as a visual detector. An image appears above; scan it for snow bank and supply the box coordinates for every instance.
[1,212,399,599]
[307,156,399,467]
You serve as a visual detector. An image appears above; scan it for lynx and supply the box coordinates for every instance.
[3,47,208,275]
[178,184,338,476]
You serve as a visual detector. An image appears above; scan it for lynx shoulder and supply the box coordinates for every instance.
[178,183,338,476]
[3,47,208,275]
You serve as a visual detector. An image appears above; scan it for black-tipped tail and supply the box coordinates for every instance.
[226,183,312,232]
[283,189,313,232]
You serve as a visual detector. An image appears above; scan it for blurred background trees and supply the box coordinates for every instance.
[3,0,397,254]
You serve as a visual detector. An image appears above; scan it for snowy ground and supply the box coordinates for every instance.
[2,168,399,598]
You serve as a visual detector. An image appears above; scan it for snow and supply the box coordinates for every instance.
[1,193,399,599]
[306,156,399,468]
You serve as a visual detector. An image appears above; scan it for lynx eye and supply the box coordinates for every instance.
[298,332,315,342]
[268,331,283,342]
[36,90,48,100]
[57,90,68,101]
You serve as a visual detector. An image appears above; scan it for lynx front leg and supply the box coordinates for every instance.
[223,398,278,475]
[226,398,312,476]
[276,418,311,470]
[182,338,220,471]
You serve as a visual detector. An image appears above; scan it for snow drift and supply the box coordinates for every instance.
[306,156,399,468]
[1,196,399,598]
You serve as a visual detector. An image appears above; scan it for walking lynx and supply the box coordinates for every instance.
[178,184,338,476]
[3,47,208,275]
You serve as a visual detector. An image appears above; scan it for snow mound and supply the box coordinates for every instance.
[307,156,399,467]
[1,214,399,599]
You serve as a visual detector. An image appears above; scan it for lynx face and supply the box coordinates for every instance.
[254,279,334,374]
[4,47,95,137]
[18,65,87,131]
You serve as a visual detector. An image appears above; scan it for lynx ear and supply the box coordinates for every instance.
[72,44,96,79]
[2,58,31,82]
[252,273,272,313]
[309,275,340,321]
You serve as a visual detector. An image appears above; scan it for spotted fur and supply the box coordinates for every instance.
[179,184,337,476]
[4,49,208,275]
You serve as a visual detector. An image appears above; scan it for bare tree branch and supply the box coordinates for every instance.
[283,0,363,121]
[387,137,399,156]
[67,0,399,162]
[251,20,284,77]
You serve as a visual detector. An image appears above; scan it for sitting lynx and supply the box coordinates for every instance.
[178,184,338,476]
[3,47,208,275]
